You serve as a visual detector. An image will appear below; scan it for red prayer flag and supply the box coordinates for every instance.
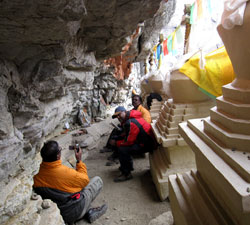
[163,39,168,55]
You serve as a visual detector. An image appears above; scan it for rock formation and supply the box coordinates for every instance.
[0,0,177,224]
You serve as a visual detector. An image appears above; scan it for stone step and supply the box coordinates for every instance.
[150,108,161,113]
[151,147,170,179]
[150,145,195,201]
[177,137,187,146]
[170,107,185,116]
[210,107,250,135]
[216,96,250,120]
[162,137,178,147]
[150,113,160,120]
[184,119,250,183]
[159,113,168,125]
[191,171,234,225]
[179,120,250,224]
[222,83,250,104]
[155,119,184,147]
[152,122,163,144]
[149,152,170,201]
[184,103,214,115]
[165,126,179,135]
[159,112,183,123]
[163,133,180,140]
[156,123,165,137]
[182,112,210,121]
[162,103,171,113]
[168,114,183,123]
[203,117,250,152]
[167,120,179,128]
[169,99,215,109]
[157,120,167,133]
[169,170,234,225]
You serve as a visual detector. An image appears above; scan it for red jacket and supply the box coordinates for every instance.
[116,110,153,147]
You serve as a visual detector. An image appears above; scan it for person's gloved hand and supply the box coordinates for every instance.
[109,139,116,146]
[75,147,82,162]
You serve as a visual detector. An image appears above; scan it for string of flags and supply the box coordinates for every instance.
[151,0,214,69]
[152,25,185,69]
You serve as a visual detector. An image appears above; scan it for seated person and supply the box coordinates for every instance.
[132,94,152,123]
[146,93,162,110]
[101,94,151,154]
[109,107,157,182]
[33,141,107,224]
[100,106,126,154]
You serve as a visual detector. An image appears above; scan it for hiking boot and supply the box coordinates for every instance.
[105,159,119,166]
[107,153,118,160]
[114,173,133,182]
[119,166,134,172]
[100,147,113,153]
[85,204,108,223]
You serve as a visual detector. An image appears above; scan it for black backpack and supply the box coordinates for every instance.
[126,118,158,152]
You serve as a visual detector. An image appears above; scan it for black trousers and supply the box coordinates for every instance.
[106,128,124,149]
[118,144,148,175]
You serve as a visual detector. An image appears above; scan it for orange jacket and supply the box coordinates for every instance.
[33,160,89,193]
[137,104,152,123]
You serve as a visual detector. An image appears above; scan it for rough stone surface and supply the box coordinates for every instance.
[136,0,176,62]
[148,211,174,225]
[0,0,177,224]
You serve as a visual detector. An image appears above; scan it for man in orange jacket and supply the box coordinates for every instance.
[132,94,152,123]
[33,141,107,224]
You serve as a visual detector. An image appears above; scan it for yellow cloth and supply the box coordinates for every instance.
[137,105,152,123]
[33,160,89,193]
[179,46,235,97]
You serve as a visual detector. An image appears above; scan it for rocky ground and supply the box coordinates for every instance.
[52,119,173,225]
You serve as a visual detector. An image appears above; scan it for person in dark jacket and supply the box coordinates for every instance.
[110,107,157,182]
[33,140,107,224]
[146,93,162,109]
[99,106,126,154]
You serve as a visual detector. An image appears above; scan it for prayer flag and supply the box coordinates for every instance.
[167,35,173,53]
[157,44,162,60]
[197,0,203,20]
[158,54,162,69]
[175,26,183,44]
[163,39,168,55]
[190,3,195,24]
[207,0,212,15]
[172,30,177,55]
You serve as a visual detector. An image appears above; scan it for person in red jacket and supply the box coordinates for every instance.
[110,107,156,182]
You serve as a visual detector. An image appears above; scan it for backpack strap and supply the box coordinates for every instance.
[128,118,158,152]
[129,118,149,138]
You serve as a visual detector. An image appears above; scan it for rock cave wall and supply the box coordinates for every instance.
[0,0,176,224]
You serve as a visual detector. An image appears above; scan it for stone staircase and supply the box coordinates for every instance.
[150,96,215,201]
[150,99,164,121]
[149,69,216,201]
[171,80,250,225]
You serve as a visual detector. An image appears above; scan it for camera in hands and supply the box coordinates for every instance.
[69,143,80,152]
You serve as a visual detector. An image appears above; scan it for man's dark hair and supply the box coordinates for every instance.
[132,95,142,103]
[40,140,60,162]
